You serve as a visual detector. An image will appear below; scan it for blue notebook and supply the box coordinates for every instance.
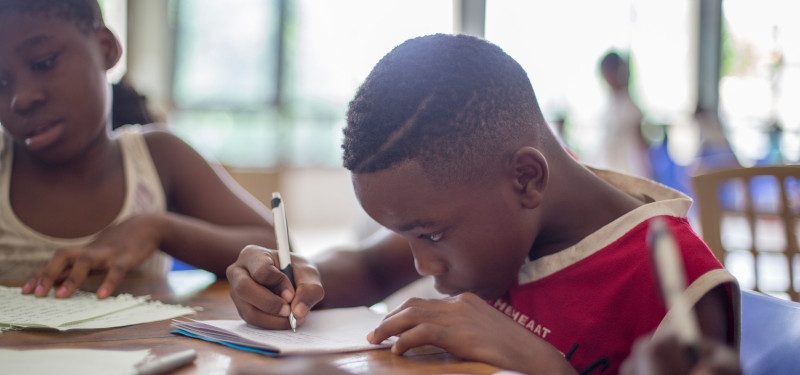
[171,307,394,356]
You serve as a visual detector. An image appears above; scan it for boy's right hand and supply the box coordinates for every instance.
[227,245,325,329]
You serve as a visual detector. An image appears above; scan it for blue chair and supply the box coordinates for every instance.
[740,289,800,374]
[171,258,197,271]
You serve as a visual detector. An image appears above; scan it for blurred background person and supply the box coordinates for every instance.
[598,50,652,179]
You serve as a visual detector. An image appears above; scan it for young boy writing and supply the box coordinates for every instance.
[0,0,275,299]
[226,34,740,374]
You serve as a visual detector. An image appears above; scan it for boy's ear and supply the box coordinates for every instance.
[510,147,548,209]
[95,27,122,70]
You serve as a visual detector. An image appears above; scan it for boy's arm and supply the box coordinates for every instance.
[313,228,419,308]
[227,225,419,329]
[695,284,734,345]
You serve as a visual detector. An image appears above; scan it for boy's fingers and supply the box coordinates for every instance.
[387,323,441,355]
[229,245,323,328]
[231,299,296,330]
[248,259,297,304]
[290,258,322,315]
[292,282,324,319]
[229,273,297,329]
[369,298,450,345]
[230,269,292,316]
[369,306,422,344]
[244,250,284,286]
[245,249,322,309]
[692,340,741,375]
[240,245,272,270]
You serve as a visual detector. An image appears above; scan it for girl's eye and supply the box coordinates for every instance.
[420,231,444,243]
[32,56,56,71]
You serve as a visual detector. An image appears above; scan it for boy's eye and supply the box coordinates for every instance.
[419,231,444,242]
[0,78,8,90]
[31,55,56,71]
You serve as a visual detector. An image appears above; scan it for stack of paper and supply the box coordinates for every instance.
[0,286,195,331]
[172,306,394,356]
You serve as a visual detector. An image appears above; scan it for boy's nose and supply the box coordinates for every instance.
[410,246,447,277]
[10,81,46,115]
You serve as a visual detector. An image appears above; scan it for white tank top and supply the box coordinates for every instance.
[0,125,172,280]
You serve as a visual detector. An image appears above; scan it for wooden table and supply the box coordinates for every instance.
[0,270,500,375]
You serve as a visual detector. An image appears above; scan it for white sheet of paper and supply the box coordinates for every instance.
[61,300,196,330]
[0,286,145,329]
[0,348,150,375]
[173,306,394,355]
[0,286,194,331]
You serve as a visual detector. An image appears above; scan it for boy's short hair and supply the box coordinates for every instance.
[342,33,548,186]
[0,0,103,33]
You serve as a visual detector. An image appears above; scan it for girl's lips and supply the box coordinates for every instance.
[24,121,64,151]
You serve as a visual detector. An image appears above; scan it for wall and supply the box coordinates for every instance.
[225,166,379,257]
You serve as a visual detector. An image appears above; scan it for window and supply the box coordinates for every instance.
[169,0,452,168]
[170,0,280,167]
[486,0,695,163]
[720,0,800,165]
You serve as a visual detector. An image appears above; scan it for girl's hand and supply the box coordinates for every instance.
[21,213,164,299]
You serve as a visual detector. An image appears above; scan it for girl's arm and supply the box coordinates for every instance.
[144,126,276,275]
[23,126,276,299]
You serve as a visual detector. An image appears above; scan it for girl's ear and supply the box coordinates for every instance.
[96,27,122,70]
[510,147,548,209]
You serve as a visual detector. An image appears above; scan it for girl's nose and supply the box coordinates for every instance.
[10,79,46,115]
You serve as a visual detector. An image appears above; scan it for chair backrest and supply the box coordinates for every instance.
[691,165,800,301]
[222,166,282,208]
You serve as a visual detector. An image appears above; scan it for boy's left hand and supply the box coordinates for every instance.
[21,213,164,299]
[367,292,576,374]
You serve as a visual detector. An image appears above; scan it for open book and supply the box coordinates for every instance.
[0,286,195,331]
[172,306,394,356]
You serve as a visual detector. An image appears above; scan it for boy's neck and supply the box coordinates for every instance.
[527,157,644,261]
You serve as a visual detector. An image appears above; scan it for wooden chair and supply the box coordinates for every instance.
[221,166,282,207]
[691,165,800,301]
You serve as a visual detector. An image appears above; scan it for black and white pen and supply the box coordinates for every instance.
[271,192,297,332]
[130,349,197,375]
[648,217,700,364]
